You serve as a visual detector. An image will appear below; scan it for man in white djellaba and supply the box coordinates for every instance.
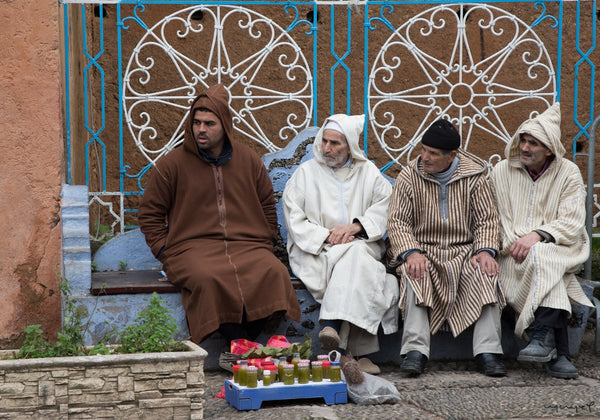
[282,113,399,374]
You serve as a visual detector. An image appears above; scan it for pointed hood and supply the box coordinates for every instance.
[505,102,564,165]
[183,84,234,155]
[313,114,367,165]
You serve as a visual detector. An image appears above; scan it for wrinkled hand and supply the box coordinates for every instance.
[326,223,361,245]
[509,232,542,263]
[405,252,428,281]
[470,252,498,277]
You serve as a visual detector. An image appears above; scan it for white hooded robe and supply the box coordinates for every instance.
[489,102,593,338]
[282,114,399,355]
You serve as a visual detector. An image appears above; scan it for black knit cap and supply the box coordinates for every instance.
[421,119,460,150]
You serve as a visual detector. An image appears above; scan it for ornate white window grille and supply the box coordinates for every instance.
[368,3,557,170]
[123,5,314,167]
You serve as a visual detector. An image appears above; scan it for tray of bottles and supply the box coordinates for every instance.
[224,378,347,410]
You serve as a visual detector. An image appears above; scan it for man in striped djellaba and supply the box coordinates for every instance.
[490,102,593,379]
[387,119,506,378]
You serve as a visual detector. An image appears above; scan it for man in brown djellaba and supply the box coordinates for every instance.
[138,84,300,347]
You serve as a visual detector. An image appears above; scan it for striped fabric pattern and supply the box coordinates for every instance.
[490,158,592,338]
[387,150,504,336]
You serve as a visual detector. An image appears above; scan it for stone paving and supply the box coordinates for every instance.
[202,327,600,419]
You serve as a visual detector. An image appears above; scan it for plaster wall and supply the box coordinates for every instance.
[0,1,64,347]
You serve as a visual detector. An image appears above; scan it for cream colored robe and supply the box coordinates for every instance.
[283,114,399,356]
[489,102,592,338]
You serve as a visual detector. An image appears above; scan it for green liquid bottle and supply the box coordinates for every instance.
[329,361,341,382]
[246,366,258,388]
[291,352,301,379]
[298,362,310,384]
[311,361,323,382]
[238,360,248,386]
[262,369,272,386]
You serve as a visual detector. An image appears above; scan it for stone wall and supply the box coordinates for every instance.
[0,341,206,418]
[0,2,64,347]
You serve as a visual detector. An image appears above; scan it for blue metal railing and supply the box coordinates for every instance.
[60,1,597,244]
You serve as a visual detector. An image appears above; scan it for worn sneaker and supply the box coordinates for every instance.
[318,326,341,351]
[545,355,579,379]
[518,325,556,362]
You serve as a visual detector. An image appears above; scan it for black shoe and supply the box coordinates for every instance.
[400,350,427,376]
[475,353,507,377]
[545,355,578,379]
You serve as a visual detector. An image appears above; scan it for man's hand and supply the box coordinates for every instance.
[509,231,542,263]
[326,223,362,245]
[405,252,428,281]
[470,252,498,277]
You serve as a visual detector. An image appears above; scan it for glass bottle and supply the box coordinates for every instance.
[329,361,341,382]
[311,361,323,382]
[262,368,272,386]
[282,363,295,385]
[246,366,258,388]
[278,356,287,382]
[298,361,310,384]
[291,352,301,378]
[322,361,331,379]
[238,360,248,386]
[232,364,241,383]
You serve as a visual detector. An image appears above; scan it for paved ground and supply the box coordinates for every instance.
[202,326,600,419]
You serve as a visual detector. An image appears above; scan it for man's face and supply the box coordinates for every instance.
[192,110,225,158]
[519,133,552,173]
[420,144,457,174]
[321,129,350,168]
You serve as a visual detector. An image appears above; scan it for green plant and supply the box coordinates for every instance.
[118,261,128,271]
[15,279,184,359]
[118,292,186,353]
[91,261,98,272]
[16,277,89,358]
[17,325,51,359]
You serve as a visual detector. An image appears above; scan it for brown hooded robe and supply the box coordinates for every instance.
[138,84,300,343]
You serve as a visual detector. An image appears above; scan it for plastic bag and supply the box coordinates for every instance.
[345,372,402,405]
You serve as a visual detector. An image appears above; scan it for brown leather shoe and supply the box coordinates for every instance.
[357,357,381,375]
[318,326,340,351]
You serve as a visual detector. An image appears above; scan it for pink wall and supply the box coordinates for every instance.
[0,1,63,348]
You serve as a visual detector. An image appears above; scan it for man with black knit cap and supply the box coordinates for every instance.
[387,118,506,377]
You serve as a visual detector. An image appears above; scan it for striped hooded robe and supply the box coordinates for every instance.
[387,150,504,337]
[138,84,300,343]
[489,102,592,338]
[282,114,399,355]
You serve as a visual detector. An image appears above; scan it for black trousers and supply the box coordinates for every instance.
[218,309,269,343]
[530,306,570,356]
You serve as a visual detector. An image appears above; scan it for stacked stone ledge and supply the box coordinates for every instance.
[0,341,207,418]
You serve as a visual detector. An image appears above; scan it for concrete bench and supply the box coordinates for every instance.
[62,127,599,370]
